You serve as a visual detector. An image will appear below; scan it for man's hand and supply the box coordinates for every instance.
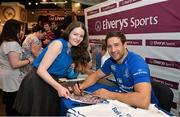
[93,88,111,99]
[43,39,50,45]
[73,83,83,96]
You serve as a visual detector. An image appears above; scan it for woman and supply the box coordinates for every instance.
[22,26,45,59]
[0,19,33,116]
[14,21,89,115]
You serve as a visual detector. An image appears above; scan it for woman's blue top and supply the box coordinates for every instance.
[32,38,73,78]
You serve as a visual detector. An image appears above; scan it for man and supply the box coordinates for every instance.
[51,21,62,39]
[73,31,158,109]
[42,22,56,48]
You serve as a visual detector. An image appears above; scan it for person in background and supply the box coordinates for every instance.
[100,42,110,67]
[35,16,44,32]
[86,46,94,75]
[13,21,89,116]
[19,23,27,44]
[51,21,62,39]
[0,19,33,116]
[65,45,94,79]
[73,31,159,109]
[42,22,56,48]
[95,45,102,70]
[70,47,94,77]
[22,26,45,59]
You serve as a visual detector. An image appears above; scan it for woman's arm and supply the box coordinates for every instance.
[36,40,69,98]
[8,51,33,68]
[31,43,42,58]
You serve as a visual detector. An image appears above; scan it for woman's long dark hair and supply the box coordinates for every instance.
[61,21,89,72]
[0,19,21,46]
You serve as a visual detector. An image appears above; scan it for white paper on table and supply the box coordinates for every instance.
[58,74,88,82]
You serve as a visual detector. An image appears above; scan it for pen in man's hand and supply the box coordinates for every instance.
[77,82,83,96]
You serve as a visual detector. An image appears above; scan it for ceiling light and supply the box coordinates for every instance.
[40,1,68,4]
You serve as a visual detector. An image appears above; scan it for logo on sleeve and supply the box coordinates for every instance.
[110,65,116,71]
[124,68,130,78]
[133,69,147,76]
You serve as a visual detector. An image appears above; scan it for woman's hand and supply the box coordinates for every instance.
[28,57,34,64]
[57,85,70,99]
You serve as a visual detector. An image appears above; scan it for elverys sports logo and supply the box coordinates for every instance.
[95,21,101,32]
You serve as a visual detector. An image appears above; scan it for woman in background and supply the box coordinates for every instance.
[0,19,33,116]
[14,21,89,116]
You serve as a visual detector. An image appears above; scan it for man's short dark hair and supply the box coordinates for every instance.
[105,31,126,46]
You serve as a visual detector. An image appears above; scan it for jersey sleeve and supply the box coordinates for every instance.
[131,56,151,84]
[100,58,112,75]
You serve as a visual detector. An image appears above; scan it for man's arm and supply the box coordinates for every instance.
[73,69,106,95]
[94,82,151,109]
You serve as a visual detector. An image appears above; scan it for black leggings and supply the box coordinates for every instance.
[3,91,21,116]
